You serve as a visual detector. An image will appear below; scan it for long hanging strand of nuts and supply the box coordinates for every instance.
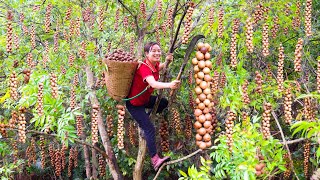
[262,22,270,57]
[114,8,120,31]
[284,152,291,178]
[18,112,26,143]
[65,7,72,21]
[14,34,19,50]
[294,38,303,72]
[159,118,169,152]
[262,102,272,139]
[98,7,104,31]
[128,121,136,145]
[67,147,73,177]
[49,143,55,168]
[37,83,44,116]
[285,3,291,16]
[304,141,310,178]
[292,2,301,29]
[255,71,263,95]
[106,115,114,137]
[40,136,46,169]
[218,7,224,38]
[284,88,293,124]
[245,17,254,53]
[303,97,313,121]
[208,7,214,28]
[166,7,174,30]
[55,149,62,176]
[226,111,236,152]
[277,44,285,93]
[185,115,192,139]
[140,0,146,20]
[50,73,58,98]
[68,54,75,67]
[171,107,182,134]
[12,140,18,163]
[241,80,250,105]
[6,11,13,53]
[45,4,53,33]
[130,37,135,55]
[9,110,18,129]
[91,104,99,144]
[26,53,33,68]
[123,16,129,28]
[70,86,76,110]
[76,115,84,137]
[230,19,240,68]
[53,31,58,52]
[61,144,67,170]
[99,155,106,178]
[9,71,19,101]
[271,16,279,39]
[73,147,78,167]
[75,18,81,37]
[211,71,220,96]
[182,2,195,44]
[155,25,161,45]
[253,4,263,25]
[116,104,125,149]
[305,0,312,37]
[157,0,162,21]
[79,41,87,59]
[30,25,36,49]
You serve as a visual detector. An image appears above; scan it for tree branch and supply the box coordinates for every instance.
[153,149,202,180]
[281,138,305,145]
[271,111,300,180]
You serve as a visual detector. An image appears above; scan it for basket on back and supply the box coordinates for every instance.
[103,49,139,101]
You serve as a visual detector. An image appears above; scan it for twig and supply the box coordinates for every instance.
[153,149,202,180]
[282,138,305,145]
[271,111,300,180]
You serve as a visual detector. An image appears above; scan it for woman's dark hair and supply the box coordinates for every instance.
[144,42,160,53]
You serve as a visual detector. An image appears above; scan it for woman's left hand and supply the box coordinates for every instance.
[165,53,173,64]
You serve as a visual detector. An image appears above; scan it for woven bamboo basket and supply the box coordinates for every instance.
[104,59,139,101]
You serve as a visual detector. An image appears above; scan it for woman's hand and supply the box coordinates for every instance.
[165,53,173,64]
[169,80,180,89]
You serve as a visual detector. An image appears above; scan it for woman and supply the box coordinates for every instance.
[126,42,180,171]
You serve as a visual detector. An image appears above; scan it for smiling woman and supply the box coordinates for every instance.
[125,42,180,171]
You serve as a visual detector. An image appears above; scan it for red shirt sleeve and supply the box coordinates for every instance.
[139,64,153,82]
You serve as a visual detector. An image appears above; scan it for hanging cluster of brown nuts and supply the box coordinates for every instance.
[192,42,214,150]
[26,138,37,167]
[61,144,67,170]
[253,4,263,24]
[82,6,92,23]
[68,54,75,66]
[220,72,226,88]
[277,44,284,92]
[116,104,125,149]
[283,152,291,178]
[37,83,44,116]
[9,71,19,101]
[123,16,129,29]
[42,52,48,68]
[114,8,120,31]
[53,31,58,52]
[208,7,214,28]
[18,111,26,143]
[255,71,263,94]
[75,18,81,37]
[65,7,72,21]
[182,2,195,44]
[91,104,99,144]
[242,111,249,126]
[73,147,78,167]
[262,22,269,57]
[45,4,53,33]
[22,69,31,84]
[9,110,18,128]
[0,124,7,137]
[99,155,106,178]
[255,149,266,176]
[106,115,114,137]
[50,73,58,98]
[40,136,46,169]
[128,121,136,145]
[30,25,36,49]
[211,71,219,96]
[284,88,292,124]
[266,63,273,80]
[225,111,236,152]
[155,25,160,45]
[26,52,33,68]
[292,2,301,29]
[157,0,162,21]
[245,17,254,53]
[130,37,135,55]
[76,115,83,137]
[106,49,137,62]
[70,86,76,110]
[6,11,13,53]
[98,7,104,31]
[262,102,272,139]
[305,0,312,37]
[61,66,66,75]
[284,3,291,16]
[78,41,86,59]
[230,19,240,68]
[12,140,18,163]
[140,0,146,20]
[159,119,169,152]
[303,97,314,121]
[171,107,182,134]
[218,7,224,38]
[185,115,192,139]
[294,38,303,72]
[67,147,74,177]
[210,106,218,135]
[317,59,320,93]
[241,80,250,105]
[14,34,19,50]
[49,143,55,168]
[54,149,62,176]
[271,17,279,39]
[304,141,310,178]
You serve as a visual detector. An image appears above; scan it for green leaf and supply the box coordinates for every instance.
[179,170,188,177]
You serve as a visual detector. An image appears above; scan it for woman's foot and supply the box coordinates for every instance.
[151,154,171,171]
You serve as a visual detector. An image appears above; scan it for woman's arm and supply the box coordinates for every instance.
[159,53,173,71]
[145,76,180,89]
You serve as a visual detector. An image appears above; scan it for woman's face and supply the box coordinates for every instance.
[146,44,161,63]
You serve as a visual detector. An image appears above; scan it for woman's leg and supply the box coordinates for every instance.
[145,96,168,114]
[126,101,157,157]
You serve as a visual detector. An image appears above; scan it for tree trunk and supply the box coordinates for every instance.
[92,148,98,179]
[133,128,147,180]
[85,67,123,180]
[83,145,91,178]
